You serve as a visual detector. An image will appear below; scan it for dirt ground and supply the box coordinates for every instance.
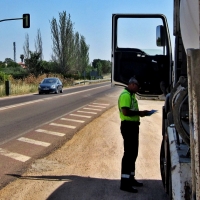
[0,100,168,200]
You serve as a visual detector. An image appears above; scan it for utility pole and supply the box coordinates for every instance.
[13,42,16,62]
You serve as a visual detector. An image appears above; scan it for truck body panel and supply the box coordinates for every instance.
[168,126,191,199]
[180,0,199,50]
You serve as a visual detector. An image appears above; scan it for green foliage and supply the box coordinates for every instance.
[92,59,111,74]
[24,51,43,77]
[50,11,90,74]
[4,58,14,64]
[0,71,10,82]
[85,64,93,73]
[79,35,90,73]
[0,59,28,80]
[5,62,21,68]
[40,60,53,74]
[63,73,80,80]
[20,54,24,62]
[0,61,4,67]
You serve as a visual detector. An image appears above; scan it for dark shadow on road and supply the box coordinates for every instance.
[7,174,168,200]
[6,174,70,181]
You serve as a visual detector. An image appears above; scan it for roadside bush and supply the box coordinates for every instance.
[0,71,10,82]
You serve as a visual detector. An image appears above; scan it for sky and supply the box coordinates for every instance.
[0,0,174,63]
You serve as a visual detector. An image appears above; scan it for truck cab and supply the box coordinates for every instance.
[111,14,173,99]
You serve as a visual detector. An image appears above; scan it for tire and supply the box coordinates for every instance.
[160,138,165,187]
[173,89,189,146]
[168,167,172,200]
[60,88,63,93]
[160,134,172,197]
[55,88,59,94]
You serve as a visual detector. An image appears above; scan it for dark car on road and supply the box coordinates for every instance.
[38,77,63,94]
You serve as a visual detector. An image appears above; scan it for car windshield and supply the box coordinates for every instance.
[42,79,56,84]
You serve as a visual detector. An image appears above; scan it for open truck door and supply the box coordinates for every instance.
[111,14,173,100]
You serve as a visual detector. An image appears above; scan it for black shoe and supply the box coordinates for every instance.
[120,177,138,193]
[131,178,143,187]
[120,186,138,193]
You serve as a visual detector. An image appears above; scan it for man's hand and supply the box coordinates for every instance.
[139,110,149,117]
[121,108,150,117]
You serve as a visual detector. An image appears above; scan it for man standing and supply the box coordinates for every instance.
[118,77,149,193]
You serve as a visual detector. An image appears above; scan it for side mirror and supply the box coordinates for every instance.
[156,25,165,46]
[23,14,30,28]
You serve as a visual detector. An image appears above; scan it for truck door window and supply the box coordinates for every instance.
[117,18,166,55]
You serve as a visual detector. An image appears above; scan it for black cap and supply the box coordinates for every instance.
[128,77,139,86]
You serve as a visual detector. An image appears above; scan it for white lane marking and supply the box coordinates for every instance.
[83,108,102,111]
[69,114,91,118]
[17,137,50,147]
[92,103,110,106]
[35,129,65,137]
[0,148,30,162]
[61,118,85,123]
[88,105,106,108]
[44,97,53,100]
[77,111,97,114]
[0,99,43,111]
[50,123,76,129]
[0,84,109,111]
[61,84,108,97]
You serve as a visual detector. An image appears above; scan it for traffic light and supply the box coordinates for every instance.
[23,14,30,28]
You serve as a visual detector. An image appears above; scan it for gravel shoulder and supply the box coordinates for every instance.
[0,100,168,200]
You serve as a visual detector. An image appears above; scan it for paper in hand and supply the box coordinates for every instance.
[146,109,158,116]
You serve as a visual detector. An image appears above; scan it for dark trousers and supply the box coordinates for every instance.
[120,121,140,176]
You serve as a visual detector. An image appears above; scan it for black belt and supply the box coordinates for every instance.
[121,121,140,125]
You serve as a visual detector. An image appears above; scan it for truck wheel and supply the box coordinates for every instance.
[160,134,172,197]
[168,167,172,200]
[173,89,190,146]
[160,138,165,187]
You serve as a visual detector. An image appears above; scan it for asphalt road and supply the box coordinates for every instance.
[0,81,122,189]
[0,82,116,145]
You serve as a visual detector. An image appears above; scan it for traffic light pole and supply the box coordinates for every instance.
[0,17,23,23]
[0,14,30,28]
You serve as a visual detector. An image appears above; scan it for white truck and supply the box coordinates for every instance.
[111,0,200,199]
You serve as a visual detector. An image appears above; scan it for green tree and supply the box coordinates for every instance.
[23,33,30,60]
[20,54,24,63]
[73,32,81,73]
[80,35,90,74]
[0,71,9,82]
[92,59,111,74]
[50,11,74,73]
[35,29,43,60]
[50,11,90,75]
[101,60,111,74]
[96,61,102,77]
[0,59,27,79]
[40,60,58,74]
[24,51,42,77]
[0,61,4,68]
[4,58,14,65]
